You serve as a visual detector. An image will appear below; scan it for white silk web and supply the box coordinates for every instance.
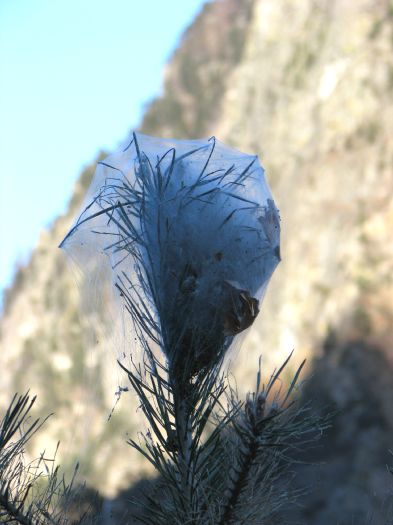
[60,132,280,402]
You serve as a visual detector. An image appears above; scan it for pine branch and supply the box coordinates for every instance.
[173,392,193,505]
[0,490,34,525]
[217,357,327,525]
[59,134,321,524]
[120,342,233,524]
[0,392,99,525]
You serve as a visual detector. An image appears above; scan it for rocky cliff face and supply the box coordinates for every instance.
[218,0,393,367]
[1,0,393,521]
[215,2,393,521]
[141,0,255,138]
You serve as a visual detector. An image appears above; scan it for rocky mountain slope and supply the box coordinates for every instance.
[1,0,393,522]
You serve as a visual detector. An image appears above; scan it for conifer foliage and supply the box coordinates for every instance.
[1,134,323,524]
[59,133,320,523]
[0,392,96,525]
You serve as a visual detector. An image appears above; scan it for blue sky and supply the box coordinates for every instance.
[0,0,206,298]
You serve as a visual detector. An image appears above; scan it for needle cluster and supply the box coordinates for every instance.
[0,392,97,525]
